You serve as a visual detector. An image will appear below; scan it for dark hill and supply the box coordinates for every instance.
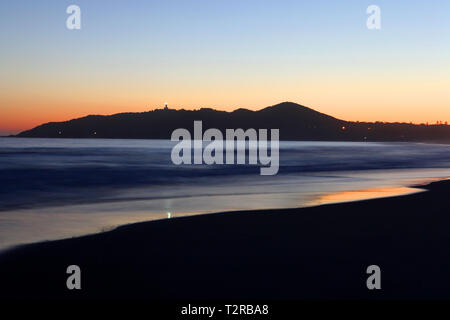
[15,102,450,142]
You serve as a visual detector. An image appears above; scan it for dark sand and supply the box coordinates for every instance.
[1,180,450,300]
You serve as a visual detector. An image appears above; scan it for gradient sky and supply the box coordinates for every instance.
[0,0,449,134]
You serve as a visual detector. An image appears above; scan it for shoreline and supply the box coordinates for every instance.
[0,173,442,253]
[2,179,450,299]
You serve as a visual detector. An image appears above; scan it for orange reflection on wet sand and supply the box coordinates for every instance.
[312,187,424,206]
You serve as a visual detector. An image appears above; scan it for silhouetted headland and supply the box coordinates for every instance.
[1,179,450,300]
[15,102,450,142]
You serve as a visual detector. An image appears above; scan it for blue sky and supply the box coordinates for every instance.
[0,0,449,133]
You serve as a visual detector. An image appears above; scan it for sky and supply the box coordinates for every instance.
[0,0,449,134]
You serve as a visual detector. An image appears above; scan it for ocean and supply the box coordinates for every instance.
[1,137,450,250]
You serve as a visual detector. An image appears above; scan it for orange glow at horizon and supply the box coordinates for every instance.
[1,71,449,133]
[2,100,449,134]
[1,0,449,135]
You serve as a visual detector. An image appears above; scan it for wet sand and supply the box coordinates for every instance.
[1,179,450,300]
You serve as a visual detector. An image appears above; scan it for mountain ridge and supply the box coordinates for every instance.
[15,102,450,142]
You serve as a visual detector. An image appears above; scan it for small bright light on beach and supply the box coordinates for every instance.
[167,212,171,219]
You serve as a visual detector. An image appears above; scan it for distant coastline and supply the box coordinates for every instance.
[13,102,450,142]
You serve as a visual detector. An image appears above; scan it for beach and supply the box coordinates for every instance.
[2,0,449,307]
[2,138,450,251]
[1,179,450,300]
